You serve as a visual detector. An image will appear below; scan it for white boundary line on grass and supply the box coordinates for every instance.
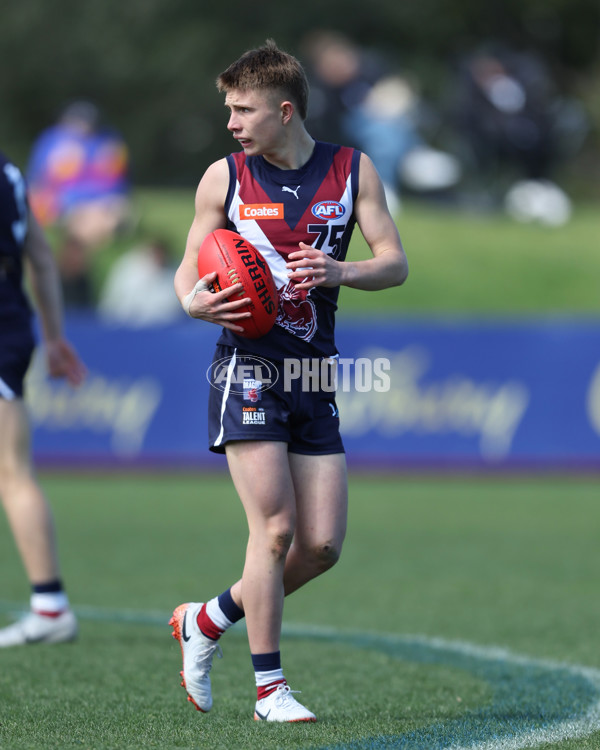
[424,637,600,750]
[288,623,600,750]
[2,602,600,749]
[394,639,600,750]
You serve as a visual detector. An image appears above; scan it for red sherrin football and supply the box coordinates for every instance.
[197,229,278,339]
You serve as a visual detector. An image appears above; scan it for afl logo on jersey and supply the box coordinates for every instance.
[311,200,345,220]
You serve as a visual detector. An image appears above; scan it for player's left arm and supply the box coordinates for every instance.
[24,209,86,386]
[286,152,408,291]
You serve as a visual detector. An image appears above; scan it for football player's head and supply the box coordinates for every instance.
[217,39,309,122]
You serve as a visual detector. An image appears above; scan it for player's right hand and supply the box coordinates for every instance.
[183,272,252,333]
[46,339,87,387]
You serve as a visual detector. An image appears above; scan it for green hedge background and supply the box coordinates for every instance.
[1,0,598,190]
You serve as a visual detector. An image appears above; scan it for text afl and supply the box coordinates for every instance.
[311,200,345,220]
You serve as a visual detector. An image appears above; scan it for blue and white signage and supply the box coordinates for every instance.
[28,315,600,470]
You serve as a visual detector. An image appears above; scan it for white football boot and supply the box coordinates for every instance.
[0,610,78,647]
[169,602,222,712]
[254,683,317,722]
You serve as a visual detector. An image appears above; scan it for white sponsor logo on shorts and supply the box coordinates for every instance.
[242,407,266,425]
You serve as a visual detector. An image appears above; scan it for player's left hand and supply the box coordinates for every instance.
[286,243,343,290]
[46,339,87,387]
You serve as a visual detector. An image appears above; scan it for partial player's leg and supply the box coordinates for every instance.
[227,440,316,721]
[0,398,77,646]
[177,452,348,650]
[0,399,59,582]
[283,451,348,596]
[225,440,296,655]
[170,439,315,720]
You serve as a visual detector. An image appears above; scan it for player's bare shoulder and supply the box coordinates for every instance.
[356,152,387,200]
[194,158,230,210]
[354,151,395,229]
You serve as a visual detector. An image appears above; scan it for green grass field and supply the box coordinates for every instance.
[87,190,600,317]
[6,191,599,747]
[1,472,600,749]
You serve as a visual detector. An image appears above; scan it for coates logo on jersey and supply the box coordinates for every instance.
[311,200,345,220]
[239,203,283,220]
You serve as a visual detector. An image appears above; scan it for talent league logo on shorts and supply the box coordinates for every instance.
[242,407,266,425]
[311,200,345,220]
[243,379,261,402]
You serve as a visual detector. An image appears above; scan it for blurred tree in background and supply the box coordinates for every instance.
[1,0,598,191]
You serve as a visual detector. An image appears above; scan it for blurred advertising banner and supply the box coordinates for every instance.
[28,316,600,471]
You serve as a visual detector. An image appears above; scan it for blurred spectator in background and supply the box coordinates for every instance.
[301,30,461,213]
[56,235,95,310]
[453,43,588,225]
[27,101,132,248]
[98,237,183,327]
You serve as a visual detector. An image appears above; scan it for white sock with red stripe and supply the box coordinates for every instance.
[196,588,245,640]
[30,590,69,617]
[252,651,286,700]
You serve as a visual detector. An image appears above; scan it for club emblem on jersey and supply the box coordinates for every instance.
[311,200,345,219]
[275,281,317,342]
[282,185,301,199]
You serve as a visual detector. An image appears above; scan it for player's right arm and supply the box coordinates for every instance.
[174,158,251,331]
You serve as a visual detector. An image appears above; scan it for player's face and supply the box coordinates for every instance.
[224,89,284,157]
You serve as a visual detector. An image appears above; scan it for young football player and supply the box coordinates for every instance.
[171,39,408,722]
[0,151,86,647]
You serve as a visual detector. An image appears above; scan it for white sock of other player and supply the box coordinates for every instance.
[31,580,70,616]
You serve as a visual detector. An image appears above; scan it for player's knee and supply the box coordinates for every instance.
[311,540,342,573]
[269,528,295,562]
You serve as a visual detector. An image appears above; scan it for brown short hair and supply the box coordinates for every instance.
[216,39,309,120]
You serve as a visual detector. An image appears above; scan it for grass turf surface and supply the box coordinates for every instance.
[1,472,599,749]
[7,193,600,747]
[86,190,600,317]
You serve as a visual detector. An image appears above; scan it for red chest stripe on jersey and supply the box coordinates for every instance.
[224,144,359,346]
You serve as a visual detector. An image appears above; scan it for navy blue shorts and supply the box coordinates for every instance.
[0,329,35,400]
[207,345,345,455]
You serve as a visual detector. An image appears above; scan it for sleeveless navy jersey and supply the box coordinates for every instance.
[218,141,361,360]
[0,152,33,330]
[0,152,35,398]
